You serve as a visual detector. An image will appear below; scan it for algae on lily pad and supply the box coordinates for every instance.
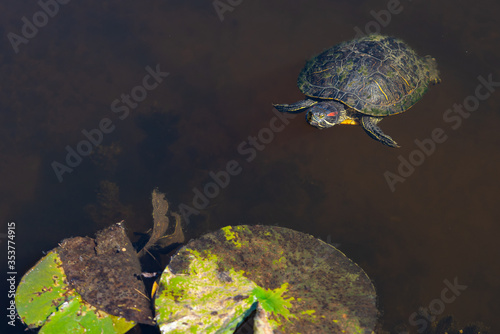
[155,225,378,333]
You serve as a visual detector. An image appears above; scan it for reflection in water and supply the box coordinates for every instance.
[1,0,499,333]
[85,180,133,228]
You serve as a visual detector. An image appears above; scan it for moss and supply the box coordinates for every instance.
[222,225,241,248]
[252,283,296,322]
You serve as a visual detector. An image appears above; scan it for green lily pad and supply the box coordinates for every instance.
[155,225,378,333]
[40,293,134,334]
[15,251,76,328]
[15,250,135,333]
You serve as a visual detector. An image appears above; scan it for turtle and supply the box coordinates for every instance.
[273,34,440,147]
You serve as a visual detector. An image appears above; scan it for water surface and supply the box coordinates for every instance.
[1,0,499,333]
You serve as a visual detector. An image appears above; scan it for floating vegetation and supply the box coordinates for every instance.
[154,225,378,333]
[16,192,379,333]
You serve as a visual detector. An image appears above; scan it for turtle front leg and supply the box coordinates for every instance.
[273,99,318,113]
[360,116,400,148]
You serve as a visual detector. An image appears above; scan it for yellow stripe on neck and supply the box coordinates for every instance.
[340,119,359,125]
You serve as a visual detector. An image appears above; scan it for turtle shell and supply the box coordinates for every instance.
[297,35,438,116]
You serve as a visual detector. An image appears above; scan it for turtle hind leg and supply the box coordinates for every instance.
[360,116,400,148]
[273,99,317,113]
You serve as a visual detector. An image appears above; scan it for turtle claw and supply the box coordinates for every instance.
[379,135,400,148]
[361,116,400,148]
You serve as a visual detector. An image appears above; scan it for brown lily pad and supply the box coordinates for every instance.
[58,222,154,325]
[155,225,378,333]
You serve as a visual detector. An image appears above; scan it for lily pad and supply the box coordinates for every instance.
[57,222,154,325]
[15,250,135,333]
[155,225,378,333]
[15,251,76,328]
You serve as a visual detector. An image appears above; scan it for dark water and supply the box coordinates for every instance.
[1,0,499,333]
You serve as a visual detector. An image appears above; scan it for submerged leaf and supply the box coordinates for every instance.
[138,189,184,257]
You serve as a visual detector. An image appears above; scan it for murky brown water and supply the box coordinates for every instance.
[1,0,499,333]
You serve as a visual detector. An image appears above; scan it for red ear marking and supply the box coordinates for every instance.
[327,112,338,116]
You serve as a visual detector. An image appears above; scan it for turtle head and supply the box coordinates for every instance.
[306,101,343,129]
